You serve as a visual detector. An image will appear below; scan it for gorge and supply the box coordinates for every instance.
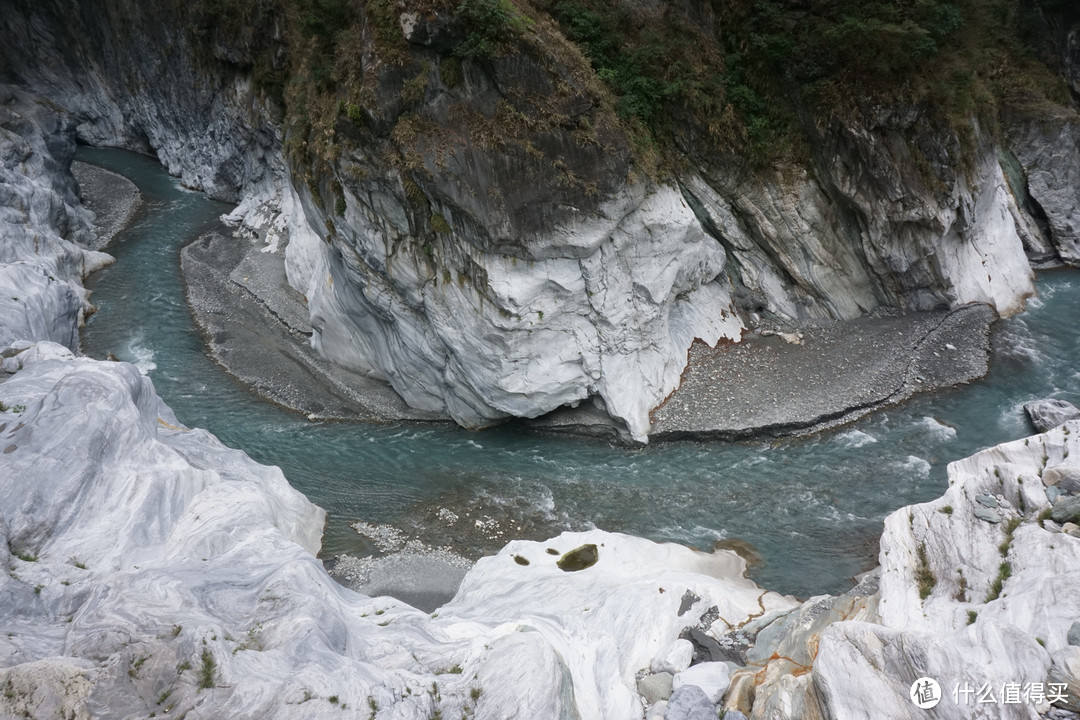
[4,0,1080,718]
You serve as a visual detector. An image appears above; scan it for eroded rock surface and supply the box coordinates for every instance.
[2,0,1077,439]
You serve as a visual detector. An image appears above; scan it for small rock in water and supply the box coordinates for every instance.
[664,685,715,720]
[1025,399,1080,433]
[975,494,999,508]
[556,543,598,572]
[1067,621,1080,647]
[673,661,731,703]
[638,672,674,704]
[973,506,1003,524]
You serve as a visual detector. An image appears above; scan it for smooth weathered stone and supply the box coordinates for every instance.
[653,639,694,675]
[673,662,731,704]
[664,685,716,720]
[646,701,668,720]
[638,673,674,704]
[1045,465,1080,494]
[1052,496,1080,524]
[1068,622,1080,647]
[1048,647,1080,712]
[1025,400,1080,433]
[974,506,1003,523]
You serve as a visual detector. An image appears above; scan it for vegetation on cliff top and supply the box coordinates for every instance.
[184,0,1077,176]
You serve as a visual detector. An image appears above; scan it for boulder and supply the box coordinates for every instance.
[1025,400,1080,433]
[1048,646,1080,712]
[638,673,674,704]
[653,639,695,674]
[673,662,731,703]
[664,685,715,720]
[1045,465,1080,494]
[1052,496,1080,524]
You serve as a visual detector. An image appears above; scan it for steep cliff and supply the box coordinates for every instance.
[3,0,1079,439]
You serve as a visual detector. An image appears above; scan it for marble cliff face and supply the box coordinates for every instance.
[3,0,1080,439]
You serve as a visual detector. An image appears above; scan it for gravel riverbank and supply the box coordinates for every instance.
[71,159,140,249]
[650,304,995,440]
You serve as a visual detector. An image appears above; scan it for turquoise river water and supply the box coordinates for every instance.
[78,146,1080,599]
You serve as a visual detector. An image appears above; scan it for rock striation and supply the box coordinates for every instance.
[2,0,1079,439]
[3,7,1080,719]
[0,87,112,352]
[0,342,798,718]
[715,421,1080,720]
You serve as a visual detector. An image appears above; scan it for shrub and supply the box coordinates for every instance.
[915,542,936,600]
[454,0,531,59]
[198,649,217,690]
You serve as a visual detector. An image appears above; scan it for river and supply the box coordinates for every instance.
[78,146,1080,599]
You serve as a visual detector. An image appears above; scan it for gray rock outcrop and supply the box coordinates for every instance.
[1027,398,1080,433]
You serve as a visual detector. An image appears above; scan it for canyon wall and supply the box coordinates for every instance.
[2,0,1078,441]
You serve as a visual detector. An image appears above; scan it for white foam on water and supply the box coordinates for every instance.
[466,439,483,450]
[128,342,157,375]
[897,455,932,477]
[916,416,957,441]
[836,429,878,448]
[996,320,1045,364]
[655,524,727,545]
[1001,400,1036,434]
[734,453,770,469]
